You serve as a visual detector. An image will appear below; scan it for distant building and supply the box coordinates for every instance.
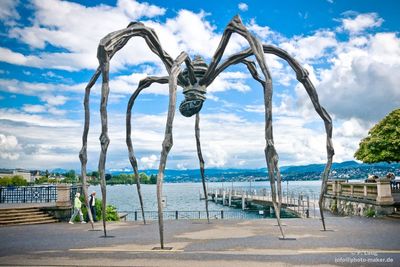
[0,169,33,183]
[30,170,43,182]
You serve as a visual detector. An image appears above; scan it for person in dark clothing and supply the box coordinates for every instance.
[88,191,97,222]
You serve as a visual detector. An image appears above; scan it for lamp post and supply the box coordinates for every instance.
[286,180,289,204]
[250,178,252,196]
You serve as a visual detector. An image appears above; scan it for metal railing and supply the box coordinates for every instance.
[0,185,57,203]
[121,210,273,221]
[69,185,82,201]
[391,181,400,193]
[208,187,317,218]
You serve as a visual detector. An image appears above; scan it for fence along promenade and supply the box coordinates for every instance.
[0,184,81,205]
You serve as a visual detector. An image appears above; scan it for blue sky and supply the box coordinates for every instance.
[0,0,399,171]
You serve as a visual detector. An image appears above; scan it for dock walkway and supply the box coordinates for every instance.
[208,189,319,218]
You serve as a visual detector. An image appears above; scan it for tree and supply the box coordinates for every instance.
[35,176,49,184]
[354,108,400,163]
[149,174,157,184]
[64,170,77,184]
[0,177,12,186]
[0,176,28,186]
[139,172,149,184]
[90,171,99,179]
[11,175,28,186]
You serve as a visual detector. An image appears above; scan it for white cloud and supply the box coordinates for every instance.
[23,103,66,116]
[280,30,337,63]
[0,0,20,24]
[238,3,248,12]
[0,101,356,170]
[3,0,165,71]
[140,154,158,169]
[1,5,397,170]
[208,71,251,94]
[22,104,47,113]
[0,47,97,71]
[40,95,68,106]
[0,78,83,96]
[0,108,79,128]
[340,13,384,34]
[0,134,21,160]
[2,2,246,72]
[117,0,165,19]
[247,19,281,42]
[312,32,400,122]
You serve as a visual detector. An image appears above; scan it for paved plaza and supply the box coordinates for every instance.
[0,215,399,266]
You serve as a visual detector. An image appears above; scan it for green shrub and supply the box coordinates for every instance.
[104,205,120,221]
[74,197,119,222]
[330,202,338,213]
[364,207,375,217]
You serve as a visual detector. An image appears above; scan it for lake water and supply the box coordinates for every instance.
[89,180,323,217]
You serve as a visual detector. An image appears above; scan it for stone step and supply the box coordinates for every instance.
[0,219,59,226]
[0,211,44,218]
[0,207,41,213]
[0,216,58,225]
[0,207,59,226]
[0,213,53,221]
[387,212,400,219]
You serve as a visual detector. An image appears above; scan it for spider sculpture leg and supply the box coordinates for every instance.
[97,49,111,237]
[87,22,184,236]
[213,44,334,231]
[239,59,284,233]
[79,67,101,230]
[79,26,142,229]
[195,113,210,223]
[126,76,169,225]
[200,15,285,238]
[157,51,195,249]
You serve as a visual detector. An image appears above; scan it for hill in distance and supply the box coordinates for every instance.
[96,160,399,183]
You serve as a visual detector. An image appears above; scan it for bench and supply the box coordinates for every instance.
[118,212,128,221]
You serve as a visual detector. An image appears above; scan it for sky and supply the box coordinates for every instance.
[0,0,399,171]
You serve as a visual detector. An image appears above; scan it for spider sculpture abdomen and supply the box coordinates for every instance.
[179,56,208,117]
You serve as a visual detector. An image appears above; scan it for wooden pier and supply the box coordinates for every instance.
[207,189,318,218]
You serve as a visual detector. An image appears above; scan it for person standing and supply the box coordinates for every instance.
[89,191,97,222]
[69,192,86,224]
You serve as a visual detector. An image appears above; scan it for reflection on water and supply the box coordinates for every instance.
[89,180,322,214]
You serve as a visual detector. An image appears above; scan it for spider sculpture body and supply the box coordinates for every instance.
[79,15,334,248]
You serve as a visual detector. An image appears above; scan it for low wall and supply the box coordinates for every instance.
[324,195,394,217]
[324,179,395,217]
[41,206,72,222]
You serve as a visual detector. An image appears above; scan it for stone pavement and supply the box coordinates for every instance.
[0,215,399,266]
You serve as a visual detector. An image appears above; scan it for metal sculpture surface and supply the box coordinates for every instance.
[79,15,334,247]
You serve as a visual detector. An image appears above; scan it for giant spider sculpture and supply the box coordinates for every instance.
[79,15,334,248]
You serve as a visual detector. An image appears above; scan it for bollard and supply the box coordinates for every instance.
[221,210,224,219]
[134,211,138,221]
[175,210,178,220]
